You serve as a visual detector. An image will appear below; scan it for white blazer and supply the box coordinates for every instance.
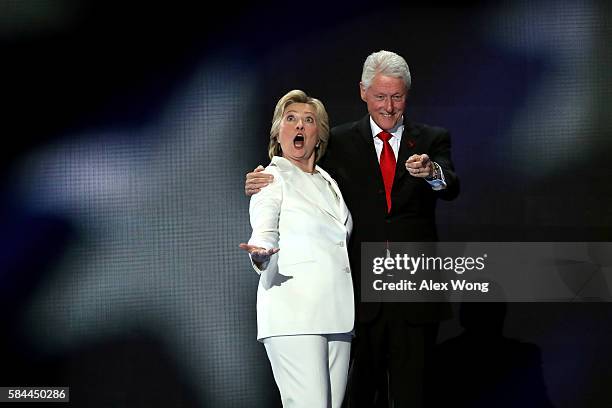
[248,156,354,341]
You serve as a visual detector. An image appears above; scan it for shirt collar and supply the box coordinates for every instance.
[369,116,404,140]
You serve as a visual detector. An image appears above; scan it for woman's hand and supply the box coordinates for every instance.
[239,243,280,264]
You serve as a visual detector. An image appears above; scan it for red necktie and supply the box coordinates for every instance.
[377,131,396,213]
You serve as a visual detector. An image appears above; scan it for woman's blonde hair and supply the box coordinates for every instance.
[268,89,329,163]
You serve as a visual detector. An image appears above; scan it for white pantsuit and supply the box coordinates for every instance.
[247,156,354,408]
[264,334,351,408]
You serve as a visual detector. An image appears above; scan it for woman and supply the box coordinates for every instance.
[239,90,354,408]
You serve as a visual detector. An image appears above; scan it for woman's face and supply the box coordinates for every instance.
[278,102,319,169]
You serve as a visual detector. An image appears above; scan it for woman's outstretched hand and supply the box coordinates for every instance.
[239,243,280,264]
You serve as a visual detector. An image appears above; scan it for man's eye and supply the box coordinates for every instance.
[376,95,385,101]
[392,95,404,101]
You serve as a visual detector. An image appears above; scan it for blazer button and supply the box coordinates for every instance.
[344,267,350,273]
[338,241,344,247]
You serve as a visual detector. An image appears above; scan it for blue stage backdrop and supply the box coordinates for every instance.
[2,1,612,407]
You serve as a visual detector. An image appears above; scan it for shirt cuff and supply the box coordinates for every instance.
[425,162,447,191]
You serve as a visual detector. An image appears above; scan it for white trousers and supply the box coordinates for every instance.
[263,333,352,408]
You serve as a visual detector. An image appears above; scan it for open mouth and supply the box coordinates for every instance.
[293,134,304,148]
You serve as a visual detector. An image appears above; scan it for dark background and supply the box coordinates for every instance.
[2,0,612,406]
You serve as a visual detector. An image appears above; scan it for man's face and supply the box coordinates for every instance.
[360,74,407,131]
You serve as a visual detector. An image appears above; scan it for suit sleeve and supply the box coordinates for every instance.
[247,167,282,274]
[430,130,460,201]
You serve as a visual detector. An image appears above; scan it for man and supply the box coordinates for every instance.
[246,50,459,407]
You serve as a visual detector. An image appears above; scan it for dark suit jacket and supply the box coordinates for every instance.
[319,115,459,323]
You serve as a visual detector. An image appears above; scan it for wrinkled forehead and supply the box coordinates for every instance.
[284,102,315,115]
[367,74,408,92]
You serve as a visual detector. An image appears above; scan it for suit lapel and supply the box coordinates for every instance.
[355,115,386,191]
[394,120,420,186]
[354,115,421,202]
[271,156,342,223]
[317,166,349,225]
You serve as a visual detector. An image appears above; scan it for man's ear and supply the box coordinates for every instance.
[359,82,367,102]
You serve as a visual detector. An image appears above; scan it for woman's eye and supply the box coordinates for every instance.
[286,115,294,121]
[305,117,314,123]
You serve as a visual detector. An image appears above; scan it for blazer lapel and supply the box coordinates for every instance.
[394,120,420,186]
[271,156,341,223]
[355,115,386,191]
[355,115,421,206]
[317,166,349,225]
